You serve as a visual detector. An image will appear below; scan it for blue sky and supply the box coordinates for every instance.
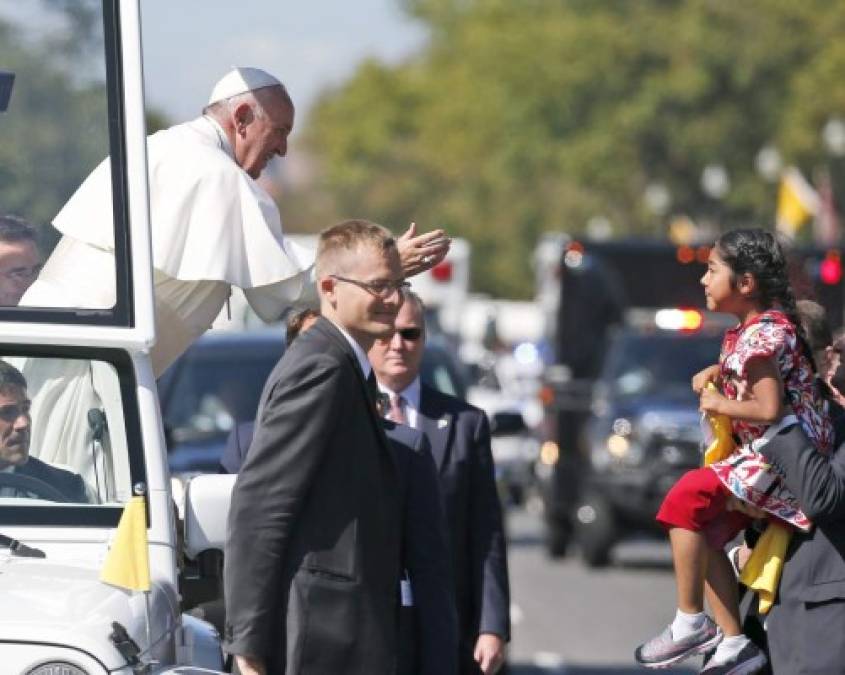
[140,0,428,124]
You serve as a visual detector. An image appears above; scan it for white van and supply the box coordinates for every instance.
[0,2,231,671]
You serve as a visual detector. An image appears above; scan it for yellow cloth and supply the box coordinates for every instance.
[703,382,735,466]
[100,496,150,592]
[739,521,791,614]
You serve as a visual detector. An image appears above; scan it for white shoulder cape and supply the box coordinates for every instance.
[52,116,313,290]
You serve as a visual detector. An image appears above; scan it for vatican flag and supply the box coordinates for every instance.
[100,496,150,592]
[777,167,819,237]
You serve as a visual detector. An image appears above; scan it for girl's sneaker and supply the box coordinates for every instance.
[635,616,723,669]
[699,641,767,674]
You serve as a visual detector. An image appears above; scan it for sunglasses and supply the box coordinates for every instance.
[397,327,422,341]
[0,400,30,423]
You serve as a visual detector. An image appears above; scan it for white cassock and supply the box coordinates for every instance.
[17,116,315,497]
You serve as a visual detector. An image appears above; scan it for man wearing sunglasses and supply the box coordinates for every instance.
[369,292,511,675]
[0,360,86,503]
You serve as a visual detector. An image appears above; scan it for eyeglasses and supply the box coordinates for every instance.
[397,327,423,341]
[331,275,410,299]
[0,400,30,423]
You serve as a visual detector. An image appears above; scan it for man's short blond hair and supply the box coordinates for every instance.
[316,219,397,277]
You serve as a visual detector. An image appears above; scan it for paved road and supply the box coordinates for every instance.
[505,505,697,675]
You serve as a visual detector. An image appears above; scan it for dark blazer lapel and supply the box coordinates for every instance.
[314,318,396,472]
[419,386,453,472]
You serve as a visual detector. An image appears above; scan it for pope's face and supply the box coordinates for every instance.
[236,89,294,179]
[0,386,31,470]
[0,239,41,306]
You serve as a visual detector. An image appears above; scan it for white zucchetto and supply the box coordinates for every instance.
[207,67,283,105]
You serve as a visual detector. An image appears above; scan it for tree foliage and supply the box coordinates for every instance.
[303,0,845,297]
[0,1,109,236]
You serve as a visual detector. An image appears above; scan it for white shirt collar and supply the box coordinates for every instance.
[328,320,372,380]
[378,376,421,428]
[200,115,235,161]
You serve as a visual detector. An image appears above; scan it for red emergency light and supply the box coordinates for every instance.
[820,252,843,286]
[431,260,453,282]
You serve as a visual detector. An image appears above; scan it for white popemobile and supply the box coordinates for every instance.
[0,1,234,672]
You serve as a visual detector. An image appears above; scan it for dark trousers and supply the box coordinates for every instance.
[396,606,417,675]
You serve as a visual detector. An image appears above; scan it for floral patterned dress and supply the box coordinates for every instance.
[709,310,833,531]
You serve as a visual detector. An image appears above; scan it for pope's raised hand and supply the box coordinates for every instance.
[397,222,450,277]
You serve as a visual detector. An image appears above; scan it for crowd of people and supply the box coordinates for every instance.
[4,63,845,675]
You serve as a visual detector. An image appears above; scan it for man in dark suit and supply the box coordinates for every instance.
[221,417,458,675]
[224,220,407,675]
[748,424,845,673]
[221,308,457,675]
[0,360,86,503]
[385,418,458,675]
[370,292,511,675]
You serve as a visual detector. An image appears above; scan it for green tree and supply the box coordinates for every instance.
[303,0,845,297]
[0,1,109,236]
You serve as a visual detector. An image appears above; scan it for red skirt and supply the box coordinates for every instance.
[656,467,752,550]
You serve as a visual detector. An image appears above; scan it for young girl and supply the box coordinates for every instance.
[635,229,832,673]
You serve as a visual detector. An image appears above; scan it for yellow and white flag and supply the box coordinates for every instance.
[776,167,819,237]
[100,495,150,592]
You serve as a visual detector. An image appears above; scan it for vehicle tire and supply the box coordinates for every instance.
[544,518,572,558]
[574,491,616,568]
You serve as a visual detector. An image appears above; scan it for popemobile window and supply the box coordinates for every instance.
[0,353,140,509]
[0,0,133,325]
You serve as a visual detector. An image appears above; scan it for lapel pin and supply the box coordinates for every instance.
[438,417,449,429]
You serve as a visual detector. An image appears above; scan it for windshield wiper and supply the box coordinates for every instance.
[0,533,45,558]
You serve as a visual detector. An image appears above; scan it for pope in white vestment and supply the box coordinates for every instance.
[18,69,313,496]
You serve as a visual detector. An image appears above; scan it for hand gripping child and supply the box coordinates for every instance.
[634,229,833,674]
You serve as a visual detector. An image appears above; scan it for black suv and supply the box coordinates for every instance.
[539,311,728,566]
[158,329,468,476]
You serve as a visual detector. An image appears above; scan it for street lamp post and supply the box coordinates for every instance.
[701,163,730,231]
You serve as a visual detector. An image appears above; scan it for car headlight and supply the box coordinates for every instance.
[27,663,88,675]
[591,417,644,468]
[603,433,644,465]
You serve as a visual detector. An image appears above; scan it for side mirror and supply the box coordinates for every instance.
[184,473,236,559]
[0,71,14,112]
[490,411,527,436]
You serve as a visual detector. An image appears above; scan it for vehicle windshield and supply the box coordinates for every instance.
[159,345,284,446]
[0,351,144,523]
[0,0,132,324]
[603,332,723,398]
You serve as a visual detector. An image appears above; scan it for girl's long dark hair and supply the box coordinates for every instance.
[715,228,816,372]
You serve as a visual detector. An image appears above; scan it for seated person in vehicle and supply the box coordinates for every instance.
[0,360,87,502]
